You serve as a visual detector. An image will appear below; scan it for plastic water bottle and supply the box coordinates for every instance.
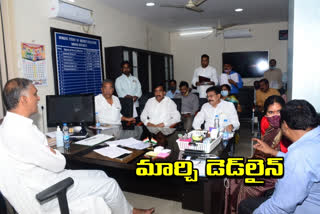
[56,126,63,148]
[214,115,220,130]
[222,119,229,148]
[63,123,70,150]
[95,112,101,134]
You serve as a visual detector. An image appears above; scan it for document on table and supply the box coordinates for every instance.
[192,159,206,177]
[106,137,150,150]
[74,134,113,146]
[220,73,239,86]
[46,131,57,138]
[94,146,132,159]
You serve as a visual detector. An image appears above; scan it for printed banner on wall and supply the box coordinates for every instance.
[21,43,48,86]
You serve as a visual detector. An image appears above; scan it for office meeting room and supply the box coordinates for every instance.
[1,0,320,214]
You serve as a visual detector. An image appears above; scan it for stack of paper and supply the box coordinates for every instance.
[220,73,239,86]
[74,134,113,146]
[94,147,132,159]
[106,138,150,150]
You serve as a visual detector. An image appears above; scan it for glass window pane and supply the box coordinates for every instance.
[123,50,129,61]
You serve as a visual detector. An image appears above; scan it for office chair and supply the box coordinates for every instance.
[172,98,182,112]
[1,177,74,214]
[119,97,134,130]
[198,98,207,110]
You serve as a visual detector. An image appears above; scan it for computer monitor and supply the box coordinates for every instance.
[46,94,95,127]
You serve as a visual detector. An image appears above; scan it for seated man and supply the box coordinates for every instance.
[256,79,280,112]
[174,81,199,130]
[95,79,136,125]
[192,86,240,132]
[239,100,320,214]
[0,78,153,214]
[141,84,181,128]
[166,79,180,99]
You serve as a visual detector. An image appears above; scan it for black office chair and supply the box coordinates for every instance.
[172,98,182,112]
[199,98,207,110]
[119,97,134,130]
[139,92,154,113]
[1,177,74,214]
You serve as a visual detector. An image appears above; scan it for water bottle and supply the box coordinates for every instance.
[95,112,101,134]
[63,123,70,150]
[56,126,63,148]
[222,119,229,148]
[214,115,220,130]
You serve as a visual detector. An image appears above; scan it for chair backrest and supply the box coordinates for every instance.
[119,98,133,117]
[139,92,154,113]
[172,98,182,112]
[199,98,208,110]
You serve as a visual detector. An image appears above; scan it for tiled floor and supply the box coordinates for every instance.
[125,121,254,214]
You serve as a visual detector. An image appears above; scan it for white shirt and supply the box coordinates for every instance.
[191,65,219,98]
[95,94,122,125]
[192,100,240,131]
[115,74,142,107]
[141,96,181,127]
[0,112,130,214]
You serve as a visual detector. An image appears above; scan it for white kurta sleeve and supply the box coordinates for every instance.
[115,78,126,98]
[210,68,219,85]
[140,100,151,125]
[192,107,206,130]
[135,78,142,98]
[164,101,181,127]
[227,103,240,131]
[191,69,199,87]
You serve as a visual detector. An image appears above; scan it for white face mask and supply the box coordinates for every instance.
[221,90,229,97]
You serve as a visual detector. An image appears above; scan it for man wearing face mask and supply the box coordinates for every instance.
[174,81,199,130]
[166,80,180,99]
[220,63,243,95]
[263,59,282,90]
[192,86,240,131]
[239,100,320,214]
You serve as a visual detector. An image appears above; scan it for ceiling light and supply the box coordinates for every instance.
[67,0,75,2]
[179,29,213,36]
[235,8,243,12]
[146,2,155,7]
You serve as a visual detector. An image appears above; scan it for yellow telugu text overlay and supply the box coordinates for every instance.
[136,159,199,182]
[206,157,284,185]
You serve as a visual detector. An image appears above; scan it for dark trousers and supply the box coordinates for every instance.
[238,196,269,214]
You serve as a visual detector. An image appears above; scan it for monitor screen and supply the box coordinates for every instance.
[46,94,95,127]
[222,51,269,78]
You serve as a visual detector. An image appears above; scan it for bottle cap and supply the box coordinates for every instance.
[63,123,67,126]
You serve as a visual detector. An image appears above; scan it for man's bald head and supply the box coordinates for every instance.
[3,78,32,110]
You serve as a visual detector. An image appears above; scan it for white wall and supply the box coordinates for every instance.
[9,0,171,130]
[170,22,288,87]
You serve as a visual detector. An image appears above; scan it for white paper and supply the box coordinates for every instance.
[46,131,57,138]
[94,146,132,159]
[74,134,113,146]
[192,160,206,177]
[106,138,150,150]
[220,73,239,86]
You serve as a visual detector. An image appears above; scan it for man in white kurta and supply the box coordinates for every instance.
[115,61,142,117]
[0,78,153,214]
[191,54,219,98]
[141,85,180,128]
[192,86,240,131]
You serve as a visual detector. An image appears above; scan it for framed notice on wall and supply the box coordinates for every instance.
[50,27,104,95]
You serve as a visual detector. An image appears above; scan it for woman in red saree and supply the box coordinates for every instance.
[224,95,290,214]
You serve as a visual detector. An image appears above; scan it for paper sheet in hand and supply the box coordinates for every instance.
[106,137,150,150]
[94,146,132,159]
[220,73,239,86]
[74,134,113,146]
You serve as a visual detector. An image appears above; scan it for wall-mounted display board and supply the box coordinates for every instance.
[50,27,103,95]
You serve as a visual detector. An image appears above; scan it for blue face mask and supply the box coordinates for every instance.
[269,66,276,70]
[221,90,229,97]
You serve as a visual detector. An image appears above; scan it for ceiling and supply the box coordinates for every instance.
[98,0,288,31]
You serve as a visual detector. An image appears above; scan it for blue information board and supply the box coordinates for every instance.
[51,28,103,95]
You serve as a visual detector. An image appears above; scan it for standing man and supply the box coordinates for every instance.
[0,78,154,214]
[115,61,142,116]
[192,54,219,98]
[263,59,282,90]
[166,80,180,99]
[220,63,243,95]
[174,81,199,130]
[192,86,240,132]
[141,84,180,128]
[256,79,280,112]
